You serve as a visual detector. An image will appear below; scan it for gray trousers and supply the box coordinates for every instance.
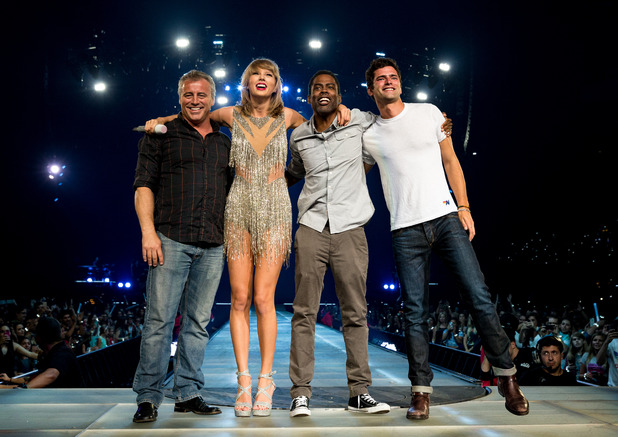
[289,224,372,399]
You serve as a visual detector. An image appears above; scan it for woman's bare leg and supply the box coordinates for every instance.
[228,252,254,412]
[252,255,284,410]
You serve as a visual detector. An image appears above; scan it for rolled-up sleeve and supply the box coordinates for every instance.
[133,135,161,193]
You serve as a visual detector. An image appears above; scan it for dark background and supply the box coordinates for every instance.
[6,2,615,316]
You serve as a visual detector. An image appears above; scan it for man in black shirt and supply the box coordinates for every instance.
[1,316,80,388]
[519,336,577,386]
[132,70,232,423]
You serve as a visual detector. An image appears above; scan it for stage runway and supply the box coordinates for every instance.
[1,307,617,436]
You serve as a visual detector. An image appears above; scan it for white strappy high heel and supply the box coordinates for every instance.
[252,371,276,417]
[235,370,252,417]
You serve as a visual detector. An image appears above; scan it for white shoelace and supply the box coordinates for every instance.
[360,393,379,405]
[293,396,309,408]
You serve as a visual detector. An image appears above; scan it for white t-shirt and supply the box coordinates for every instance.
[362,103,455,231]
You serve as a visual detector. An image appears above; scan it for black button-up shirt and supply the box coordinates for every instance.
[133,114,232,246]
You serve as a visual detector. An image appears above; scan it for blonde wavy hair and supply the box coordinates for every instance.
[239,58,284,118]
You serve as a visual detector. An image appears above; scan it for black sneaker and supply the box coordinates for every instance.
[348,393,390,414]
[290,395,311,417]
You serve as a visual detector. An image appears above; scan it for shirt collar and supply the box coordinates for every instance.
[178,112,222,132]
[310,115,338,135]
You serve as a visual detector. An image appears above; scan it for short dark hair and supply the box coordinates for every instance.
[536,335,564,353]
[36,316,62,345]
[365,57,402,92]
[308,70,341,96]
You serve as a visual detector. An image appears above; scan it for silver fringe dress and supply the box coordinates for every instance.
[223,108,292,265]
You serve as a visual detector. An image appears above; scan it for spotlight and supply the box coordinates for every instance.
[176,37,190,49]
[439,62,451,72]
[416,92,428,101]
[47,163,65,180]
[309,39,322,49]
[217,96,229,105]
[383,284,389,290]
[376,52,386,57]
[282,85,289,93]
[214,68,226,78]
[389,284,395,290]
[94,82,106,92]
[49,164,61,175]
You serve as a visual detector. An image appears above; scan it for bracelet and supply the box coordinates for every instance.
[458,207,471,213]
[457,205,469,209]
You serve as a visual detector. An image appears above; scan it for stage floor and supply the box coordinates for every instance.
[1,307,617,436]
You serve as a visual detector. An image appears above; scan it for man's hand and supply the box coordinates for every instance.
[144,119,160,134]
[606,330,618,343]
[458,209,476,241]
[142,231,164,266]
[336,104,351,126]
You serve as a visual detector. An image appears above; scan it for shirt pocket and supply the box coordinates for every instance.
[295,139,327,173]
[332,127,362,160]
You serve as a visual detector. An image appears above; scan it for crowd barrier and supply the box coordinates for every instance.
[77,337,141,388]
[368,327,481,382]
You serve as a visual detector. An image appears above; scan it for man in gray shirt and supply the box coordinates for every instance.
[285,70,390,417]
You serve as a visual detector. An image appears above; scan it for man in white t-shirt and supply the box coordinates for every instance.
[362,57,529,420]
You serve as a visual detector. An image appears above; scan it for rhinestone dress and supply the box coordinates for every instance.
[224,108,292,265]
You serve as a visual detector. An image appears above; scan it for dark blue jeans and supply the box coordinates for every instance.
[392,213,515,393]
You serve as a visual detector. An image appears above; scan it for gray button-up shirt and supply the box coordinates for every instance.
[287,109,377,234]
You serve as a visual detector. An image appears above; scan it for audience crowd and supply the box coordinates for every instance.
[2,291,616,387]
[363,294,617,386]
[0,297,143,379]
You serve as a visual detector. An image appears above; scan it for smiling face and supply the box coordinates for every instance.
[591,334,605,352]
[179,79,214,127]
[309,73,341,117]
[248,67,278,97]
[367,66,402,104]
